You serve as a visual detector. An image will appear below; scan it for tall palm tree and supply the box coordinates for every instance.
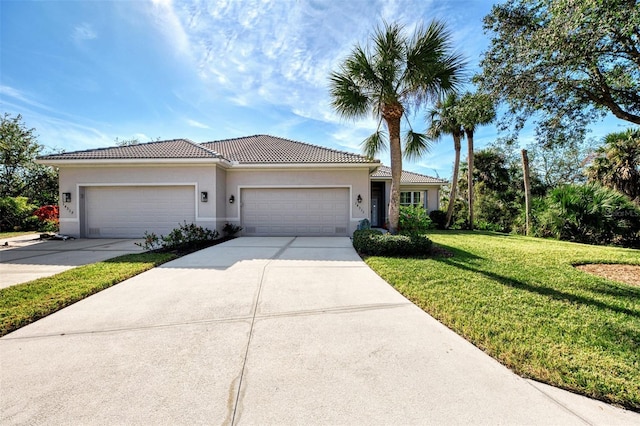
[456,92,495,230]
[426,93,463,228]
[329,21,465,234]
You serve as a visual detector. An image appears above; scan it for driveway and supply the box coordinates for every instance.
[1,237,638,425]
[0,235,143,288]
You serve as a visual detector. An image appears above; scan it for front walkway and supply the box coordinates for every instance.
[1,237,637,424]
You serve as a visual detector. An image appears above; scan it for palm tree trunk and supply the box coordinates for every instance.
[466,129,475,230]
[445,134,461,228]
[383,104,404,234]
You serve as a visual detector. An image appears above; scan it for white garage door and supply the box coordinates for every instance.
[242,188,349,236]
[84,186,196,238]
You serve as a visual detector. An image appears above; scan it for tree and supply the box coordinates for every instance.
[330,21,465,233]
[455,92,495,229]
[0,113,58,205]
[477,0,640,144]
[426,93,464,228]
[586,129,640,203]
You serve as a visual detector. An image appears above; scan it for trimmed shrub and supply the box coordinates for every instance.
[223,223,243,237]
[398,205,433,235]
[429,209,447,229]
[136,222,219,251]
[352,229,433,257]
[33,205,59,232]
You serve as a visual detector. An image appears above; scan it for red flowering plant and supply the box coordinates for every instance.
[33,205,59,232]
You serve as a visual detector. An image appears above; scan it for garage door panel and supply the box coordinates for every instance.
[85,186,195,238]
[242,188,349,236]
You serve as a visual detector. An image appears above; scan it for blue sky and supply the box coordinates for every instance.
[0,0,628,178]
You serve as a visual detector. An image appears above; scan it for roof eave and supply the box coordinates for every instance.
[36,158,232,167]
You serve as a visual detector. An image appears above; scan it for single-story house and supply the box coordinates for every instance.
[38,135,446,238]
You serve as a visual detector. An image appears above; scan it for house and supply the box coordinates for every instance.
[38,135,446,238]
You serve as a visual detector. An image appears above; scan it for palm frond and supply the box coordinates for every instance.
[361,128,388,160]
[329,70,371,119]
[403,129,431,161]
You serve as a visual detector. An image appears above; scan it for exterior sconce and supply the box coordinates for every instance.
[229,195,235,204]
[200,191,208,202]
[357,194,362,204]
[62,192,71,203]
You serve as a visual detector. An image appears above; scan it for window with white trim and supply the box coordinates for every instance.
[400,191,422,207]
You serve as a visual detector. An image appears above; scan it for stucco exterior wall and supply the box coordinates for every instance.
[224,167,371,233]
[57,164,218,237]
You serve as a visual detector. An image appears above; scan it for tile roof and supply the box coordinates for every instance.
[201,135,374,164]
[38,134,377,164]
[371,165,447,184]
[38,139,222,160]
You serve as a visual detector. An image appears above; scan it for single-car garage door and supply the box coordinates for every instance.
[242,188,349,236]
[83,186,196,238]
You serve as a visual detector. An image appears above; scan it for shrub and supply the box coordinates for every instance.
[429,210,447,229]
[33,205,59,232]
[0,197,37,231]
[136,222,219,251]
[222,223,243,237]
[398,205,433,235]
[352,229,432,257]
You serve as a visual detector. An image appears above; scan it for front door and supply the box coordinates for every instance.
[370,182,385,227]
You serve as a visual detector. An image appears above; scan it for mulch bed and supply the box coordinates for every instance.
[575,264,640,287]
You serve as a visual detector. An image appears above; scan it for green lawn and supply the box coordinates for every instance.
[365,231,640,411]
[0,231,38,239]
[0,252,175,337]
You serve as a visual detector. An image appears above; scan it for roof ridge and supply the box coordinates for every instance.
[377,165,446,182]
[182,138,225,159]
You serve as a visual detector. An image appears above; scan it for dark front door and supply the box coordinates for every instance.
[370,182,385,227]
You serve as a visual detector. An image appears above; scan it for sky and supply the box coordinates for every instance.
[0,0,629,179]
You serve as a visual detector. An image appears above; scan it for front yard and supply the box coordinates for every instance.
[366,231,640,411]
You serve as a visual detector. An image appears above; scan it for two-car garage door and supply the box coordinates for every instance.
[241,188,349,236]
[84,186,195,238]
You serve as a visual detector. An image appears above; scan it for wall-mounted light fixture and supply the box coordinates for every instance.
[357,194,362,204]
[229,195,235,204]
[62,192,71,203]
[200,191,208,202]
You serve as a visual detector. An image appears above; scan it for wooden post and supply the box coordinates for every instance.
[521,149,532,236]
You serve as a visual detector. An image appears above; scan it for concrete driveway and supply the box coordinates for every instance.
[0,235,143,288]
[1,237,638,425]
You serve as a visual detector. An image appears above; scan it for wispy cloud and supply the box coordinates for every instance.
[186,118,210,129]
[73,22,97,42]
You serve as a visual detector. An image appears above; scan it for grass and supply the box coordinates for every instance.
[0,252,175,337]
[365,230,640,411]
[0,231,39,239]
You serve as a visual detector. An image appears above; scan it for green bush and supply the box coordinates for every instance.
[398,205,433,235]
[352,229,433,257]
[429,210,447,229]
[0,197,37,231]
[136,222,219,251]
[222,223,243,236]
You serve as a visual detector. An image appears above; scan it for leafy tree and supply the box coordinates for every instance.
[330,21,465,233]
[586,129,640,204]
[114,137,140,146]
[526,139,593,188]
[477,0,640,144]
[455,92,495,229]
[426,93,464,228]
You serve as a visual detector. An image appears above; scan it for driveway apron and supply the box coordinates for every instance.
[1,237,638,425]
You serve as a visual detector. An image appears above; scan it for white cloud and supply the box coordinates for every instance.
[186,119,210,129]
[73,23,97,42]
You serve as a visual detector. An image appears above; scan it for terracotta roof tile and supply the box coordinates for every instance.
[371,165,447,184]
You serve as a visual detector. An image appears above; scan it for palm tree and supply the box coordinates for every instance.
[456,92,495,230]
[586,129,640,204]
[329,21,465,234]
[426,93,463,228]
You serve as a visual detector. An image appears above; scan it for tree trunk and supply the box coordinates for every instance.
[521,149,532,236]
[382,103,404,234]
[445,133,462,228]
[466,129,475,230]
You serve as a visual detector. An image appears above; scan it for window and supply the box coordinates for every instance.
[400,191,422,207]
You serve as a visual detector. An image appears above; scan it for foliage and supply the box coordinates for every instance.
[526,138,593,187]
[586,128,640,203]
[0,196,37,231]
[329,21,465,233]
[222,222,243,237]
[543,183,640,247]
[428,210,447,230]
[366,231,640,410]
[398,205,433,234]
[0,252,175,337]
[352,229,433,257]
[32,205,59,232]
[357,218,371,230]
[477,0,640,144]
[136,222,220,251]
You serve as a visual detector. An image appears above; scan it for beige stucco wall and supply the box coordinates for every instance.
[57,164,219,237]
[376,180,442,222]
[224,167,371,233]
